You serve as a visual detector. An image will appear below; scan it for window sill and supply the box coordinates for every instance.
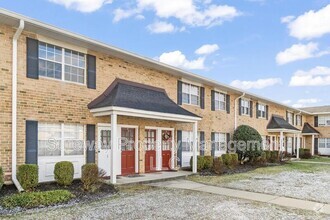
[39,75,86,87]
[182,103,201,108]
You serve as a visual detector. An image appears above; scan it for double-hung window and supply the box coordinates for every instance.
[241,99,250,115]
[38,42,86,84]
[296,115,302,126]
[319,115,330,127]
[214,91,226,111]
[182,83,200,106]
[319,138,330,148]
[287,112,293,124]
[258,104,266,118]
[38,123,84,157]
[214,133,226,153]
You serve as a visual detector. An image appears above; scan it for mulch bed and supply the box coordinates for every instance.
[0,180,117,215]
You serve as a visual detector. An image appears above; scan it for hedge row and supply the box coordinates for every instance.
[0,166,4,191]
[299,149,312,159]
[190,153,239,172]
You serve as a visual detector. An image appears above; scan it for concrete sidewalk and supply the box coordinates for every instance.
[292,160,330,165]
[149,180,330,215]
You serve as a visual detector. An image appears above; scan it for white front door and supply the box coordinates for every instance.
[98,126,111,176]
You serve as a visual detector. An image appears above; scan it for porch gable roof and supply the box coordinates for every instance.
[88,78,201,119]
[302,122,319,134]
[267,115,300,132]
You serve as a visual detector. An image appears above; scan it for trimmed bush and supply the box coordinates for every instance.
[54,161,74,186]
[1,190,74,208]
[81,163,99,192]
[264,150,271,162]
[260,152,267,164]
[269,151,279,163]
[0,166,3,190]
[190,156,205,172]
[230,153,239,167]
[233,125,263,163]
[300,149,312,159]
[213,157,224,175]
[203,156,213,169]
[221,154,232,167]
[17,164,38,191]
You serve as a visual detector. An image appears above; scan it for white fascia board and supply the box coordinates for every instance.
[267,129,301,134]
[90,106,201,123]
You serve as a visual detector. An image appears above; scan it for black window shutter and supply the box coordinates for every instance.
[286,111,289,122]
[177,130,182,166]
[226,133,230,153]
[226,94,230,114]
[86,124,96,163]
[26,120,38,164]
[26,38,39,79]
[256,103,259,118]
[250,101,253,118]
[200,87,205,109]
[211,90,215,111]
[314,116,318,127]
[177,81,183,105]
[266,105,269,120]
[238,98,242,115]
[314,138,318,155]
[211,132,215,157]
[200,131,205,156]
[87,55,96,89]
[300,115,302,126]
[295,115,298,126]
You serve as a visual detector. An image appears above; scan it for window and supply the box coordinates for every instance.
[38,123,84,157]
[240,99,250,115]
[296,115,302,126]
[182,83,200,106]
[121,128,135,151]
[319,115,330,127]
[181,131,200,152]
[287,112,293,124]
[319,138,330,148]
[214,91,226,111]
[38,42,86,84]
[100,130,111,149]
[257,104,266,118]
[145,129,156,151]
[214,133,226,152]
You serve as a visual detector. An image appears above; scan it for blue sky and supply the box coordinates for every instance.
[1,0,330,107]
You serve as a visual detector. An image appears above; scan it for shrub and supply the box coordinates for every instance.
[54,161,74,186]
[190,156,205,172]
[230,153,239,167]
[81,163,99,192]
[213,157,224,175]
[300,149,312,159]
[260,152,267,164]
[221,154,232,168]
[0,166,3,190]
[1,190,74,208]
[203,156,213,169]
[17,164,38,191]
[269,151,279,163]
[264,150,271,162]
[233,125,263,163]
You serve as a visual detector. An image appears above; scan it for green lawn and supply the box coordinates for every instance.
[300,156,330,163]
[188,162,330,186]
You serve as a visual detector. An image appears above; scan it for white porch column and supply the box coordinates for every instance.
[156,129,162,171]
[312,134,315,156]
[296,134,300,159]
[171,131,175,169]
[110,113,118,184]
[192,122,198,173]
[293,134,296,155]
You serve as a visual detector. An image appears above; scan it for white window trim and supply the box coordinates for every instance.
[318,115,330,127]
[182,82,200,107]
[287,112,294,125]
[241,99,251,116]
[214,91,226,111]
[257,103,266,119]
[214,132,227,152]
[38,41,87,86]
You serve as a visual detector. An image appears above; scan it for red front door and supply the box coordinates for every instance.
[145,129,156,172]
[162,130,172,170]
[121,128,135,175]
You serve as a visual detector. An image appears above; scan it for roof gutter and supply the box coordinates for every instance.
[234,92,245,130]
[12,19,24,192]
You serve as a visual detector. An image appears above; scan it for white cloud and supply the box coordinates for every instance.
[292,98,321,108]
[285,4,330,39]
[289,66,330,87]
[282,100,292,104]
[157,50,205,70]
[147,21,179,33]
[281,15,295,23]
[113,8,140,22]
[195,44,219,55]
[230,78,282,90]
[114,0,240,27]
[49,0,112,12]
[276,42,329,65]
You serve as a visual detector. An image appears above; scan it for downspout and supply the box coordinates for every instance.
[234,92,245,130]
[12,19,25,192]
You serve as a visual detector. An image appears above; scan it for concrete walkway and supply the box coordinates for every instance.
[149,180,330,215]
[292,160,330,165]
